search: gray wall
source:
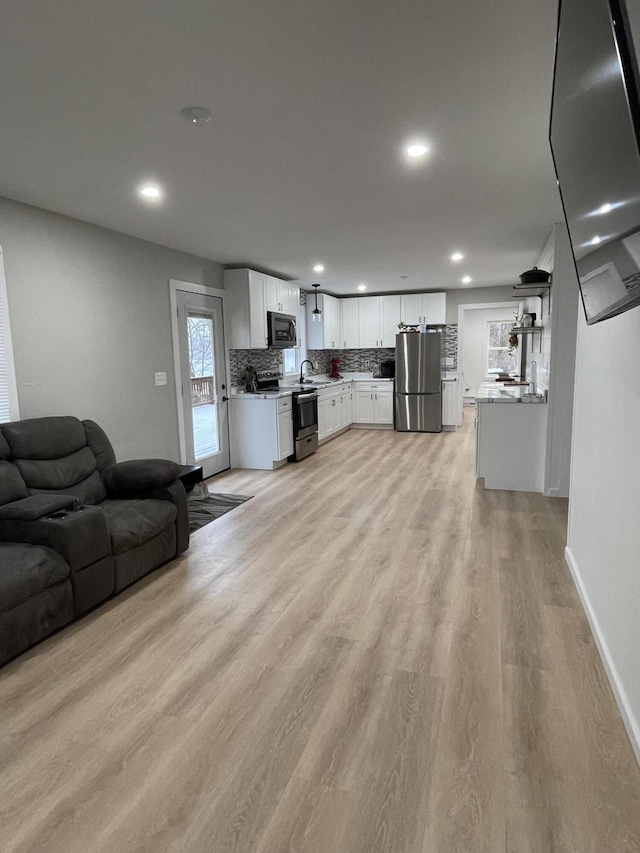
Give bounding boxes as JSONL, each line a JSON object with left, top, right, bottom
{"left": 0, "top": 196, "right": 223, "bottom": 460}
{"left": 445, "top": 285, "right": 515, "bottom": 324}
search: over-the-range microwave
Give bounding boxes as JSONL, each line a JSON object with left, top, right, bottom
{"left": 267, "top": 311, "right": 297, "bottom": 348}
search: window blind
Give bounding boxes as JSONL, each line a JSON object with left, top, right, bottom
{"left": 0, "top": 245, "right": 19, "bottom": 423}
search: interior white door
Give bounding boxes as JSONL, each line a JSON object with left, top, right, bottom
{"left": 176, "top": 291, "right": 230, "bottom": 478}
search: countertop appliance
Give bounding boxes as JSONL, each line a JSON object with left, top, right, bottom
{"left": 267, "top": 311, "right": 297, "bottom": 348}
{"left": 379, "top": 358, "right": 395, "bottom": 378}
{"left": 290, "top": 389, "right": 318, "bottom": 461}
{"left": 395, "top": 332, "right": 443, "bottom": 432}
{"left": 254, "top": 370, "right": 281, "bottom": 393}
{"left": 329, "top": 357, "right": 343, "bottom": 379}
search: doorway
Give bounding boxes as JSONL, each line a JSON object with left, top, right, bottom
{"left": 458, "top": 302, "right": 516, "bottom": 403}
{"left": 172, "top": 284, "right": 230, "bottom": 478}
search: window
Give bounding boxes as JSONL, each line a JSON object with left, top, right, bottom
{"left": 282, "top": 303, "right": 306, "bottom": 379}
{"left": 282, "top": 348, "right": 299, "bottom": 376}
{"left": 0, "top": 246, "right": 19, "bottom": 423}
{"left": 486, "top": 319, "right": 520, "bottom": 377}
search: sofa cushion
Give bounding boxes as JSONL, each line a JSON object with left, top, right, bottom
{"left": 0, "top": 461, "right": 28, "bottom": 506}
{"left": 102, "top": 459, "right": 183, "bottom": 493}
{"left": 82, "top": 420, "right": 116, "bottom": 472}
{"left": 0, "top": 543, "right": 70, "bottom": 610}
{"left": 15, "top": 446, "right": 97, "bottom": 491}
{"left": 0, "top": 430, "right": 11, "bottom": 460}
{"left": 28, "top": 472, "right": 107, "bottom": 506}
{"left": 1, "top": 416, "right": 87, "bottom": 460}
{"left": 99, "top": 498, "right": 177, "bottom": 555}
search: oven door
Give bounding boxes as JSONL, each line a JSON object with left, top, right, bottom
{"left": 293, "top": 391, "right": 318, "bottom": 439}
{"left": 267, "top": 312, "right": 297, "bottom": 348}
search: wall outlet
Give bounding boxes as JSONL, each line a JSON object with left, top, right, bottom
{"left": 155, "top": 372, "right": 167, "bottom": 386}
{"left": 364, "top": 360, "right": 370, "bottom": 369}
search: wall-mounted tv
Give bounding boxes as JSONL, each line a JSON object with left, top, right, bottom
{"left": 550, "top": 0, "right": 640, "bottom": 324}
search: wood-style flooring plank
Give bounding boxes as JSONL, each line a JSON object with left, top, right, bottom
{"left": 1, "top": 410, "right": 640, "bottom": 852}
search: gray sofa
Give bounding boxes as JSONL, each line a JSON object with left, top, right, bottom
{"left": 0, "top": 416, "right": 189, "bottom": 666}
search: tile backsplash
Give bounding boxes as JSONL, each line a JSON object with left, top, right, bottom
{"left": 307, "top": 348, "right": 395, "bottom": 375}
{"left": 229, "top": 349, "right": 282, "bottom": 384}
{"left": 229, "top": 324, "right": 458, "bottom": 384}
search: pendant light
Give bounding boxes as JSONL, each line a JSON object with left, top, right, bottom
{"left": 311, "top": 283, "right": 322, "bottom": 323}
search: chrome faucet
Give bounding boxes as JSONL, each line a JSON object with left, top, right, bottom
{"left": 299, "top": 359, "right": 314, "bottom": 383}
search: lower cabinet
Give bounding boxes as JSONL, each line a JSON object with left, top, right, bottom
{"left": 230, "top": 395, "right": 293, "bottom": 469}
{"left": 442, "top": 376, "right": 462, "bottom": 429}
{"left": 353, "top": 382, "right": 394, "bottom": 426}
{"left": 318, "top": 384, "right": 353, "bottom": 443}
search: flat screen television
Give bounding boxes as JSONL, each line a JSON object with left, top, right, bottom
{"left": 550, "top": 0, "right": 640, "bottom": 324}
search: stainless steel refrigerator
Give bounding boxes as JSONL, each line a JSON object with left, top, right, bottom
{"left": 395, "top": 332, "right": 443, "bottom": 432}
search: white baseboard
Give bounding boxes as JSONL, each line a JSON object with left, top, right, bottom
{"left": 545, "top": 487, "right": 560, "bottom": 497}
{"left": 565, "top": 546, "right": 640, "bottom": 766}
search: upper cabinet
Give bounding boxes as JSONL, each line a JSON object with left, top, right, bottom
{"left": 357, "top": 295, "right": 401, "bottom": 348}
{"left": 380, "top": 295, "right": 402, "bottom": 347}
{"left": 224, "top": 269, "right": 299, "bottom": 349}
{"left": 264, "top": 276, "right": 299, "bottom": 316}
{"left": 400, "top": 292, "right": 446, "bottom": 326}
{"left": 307, "top": 293, "right": 341, "bottom": 349}
{"left": 308, "top": 291, "right": 442, "bottom": 350}
{"left": 341, "top": 298, "right": 360, "bottom": 348}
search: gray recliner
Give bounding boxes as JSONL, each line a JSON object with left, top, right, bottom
{"left": 0, "top": 416, "right": 189, "bottom": 666}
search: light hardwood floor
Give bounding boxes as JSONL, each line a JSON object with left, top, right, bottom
{"left": 2, "top": 411, "right": 640, "bottom": 852}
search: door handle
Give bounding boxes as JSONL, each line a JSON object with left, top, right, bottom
{"left": 222, "top": 396, "right": 229, "bottom": 402}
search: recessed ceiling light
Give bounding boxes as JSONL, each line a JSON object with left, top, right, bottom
{"left": 406, "top": 143, "right": 429, "bottom": 158}
{"left": 180, "top": 106, "right": 212, "bottom": 124}
{"left": 591, "top": 235, "right": 602, "bottom": 245}
{"left": 450, "top": 252, "right": 464, "bottom": 262}
{"left": 138, "top": 184, "right": 162, "bottom": 200}
{"left": 313, "top": 264, "right": 325, "bottom": 273}
{"left": 598, "top": 203, "right": 612, "bottom": 214}
{"left": 462, "top": 276, "right": 472, "bottom": 284}
{"left": 358, "top": 284, "right": 367, "bottom": 291}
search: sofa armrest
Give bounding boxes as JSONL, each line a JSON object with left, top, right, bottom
{"left": 148, "top": 479, "right": 189, "bottom": 555}
{"left": 0, "top": 506, "right": 111, "bottom": 570}
{"left": 102, "top": 459, "right": 183, "bottom": 495}
{"left": 0, "top": 494, "right": 77, "bottom": 521}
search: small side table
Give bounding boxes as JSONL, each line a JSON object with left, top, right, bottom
{"left": 177, "top": 464, "right": 204, "bottom": 493}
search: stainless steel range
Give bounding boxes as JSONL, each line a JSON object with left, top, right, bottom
{"left": 290, "top": 389, "right": 318, "bottom": 461}
{"left": 253, "top": 371, "right": 318, "bottom": 461}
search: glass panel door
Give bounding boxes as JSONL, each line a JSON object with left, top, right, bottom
{"left": 176, "top": 291, "right": 229, "bottom": 477}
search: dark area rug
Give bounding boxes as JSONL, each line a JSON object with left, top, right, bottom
{"left": 187, "top": 492, "right": 253, "bottom": 533}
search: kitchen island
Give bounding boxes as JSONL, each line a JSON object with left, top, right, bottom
{"left": 475, "top": 382, "right": 548, "bottom": 492}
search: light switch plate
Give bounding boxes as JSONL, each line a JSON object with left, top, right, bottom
{"left": 155, "top": 372, "right": 167, "bottom": 386}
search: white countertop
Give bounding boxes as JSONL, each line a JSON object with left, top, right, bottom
{"left": 231, "top": 373, "right": 393, "bottom": 399}
{"left": 476, "top": 381, "right": 547, "bottom": 404}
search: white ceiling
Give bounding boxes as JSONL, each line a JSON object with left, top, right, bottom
{"left": 0, "top": 0, "right": 564, "bottom": 295}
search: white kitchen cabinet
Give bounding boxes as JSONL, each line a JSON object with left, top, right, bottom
{"left": 442, "top": 375, "right": 462, "bottom": 430}
{"left": 277, "top": 407, "right": 294, "bottom": 459}
{"left": 400, "top": 292, "right": 446, "bottom": 326}
{"left": 225, "top": 269, "right": 299, "bottom": 350}
{"left": 265, "top": 276, "right": 299, "bottom": 316}
{"left": 317, "top": 382, "right": 352, "bottom": 443}
{"left": 230, "top": 395, "right": 293, "bottom": 469}
{"left": 380, "top": 295, "right": 401, "bottom": 347}
{"left": 339, "top": 385, "right": 353, "bottom": 428}
{"left": 358, "top": 297, "right": 381, "bottom": 348}
{"left": 476, "top": 399, "right": 547, "bottom": 491}
{"left": 341, "top": 298, "right": 360, "bottom": 348}
{"left": 423, "top": 292, "right": 446, "bottom": 325}
{"left": 307, "top": 293, "right": 341, "bottom": 349}
{"left": 317, "top": 397, "right": 331, "bottom": 442}
{"left": 353, "top": 381, "right": 394, "bottom": 426}
{"left": 224, "top": 269, "right": 269, "bottom": 349}
{"left": 350, "top": 295, "right": 401, "bottom": 348}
